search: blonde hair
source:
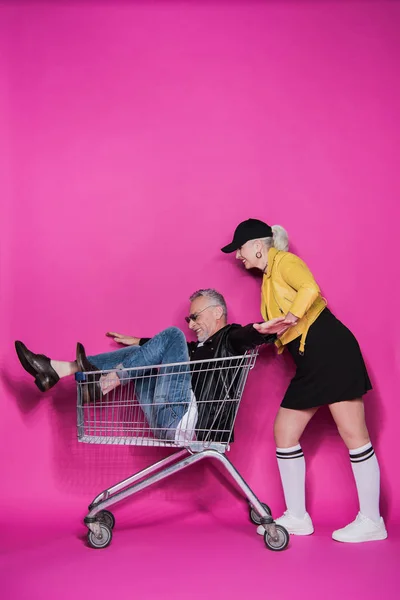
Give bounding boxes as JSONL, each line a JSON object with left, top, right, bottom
{"left": 260, "top": 225, "right": 289, "bottom": 252}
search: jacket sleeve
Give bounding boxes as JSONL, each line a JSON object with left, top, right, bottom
{"left": 227, "top": 324, "right": 276, "bottom": 354}
{"left": 279, "top": 254, "right": 320, "bottom": 319}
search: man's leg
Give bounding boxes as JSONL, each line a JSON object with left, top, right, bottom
{"left": 88, "top": 327, "right": 192, "bottom": 439}
{"left": 15, "top": 340, "right": 78, "bottom": 391}
{"left": 15, "top": 327, "right": 192, "bottom": 439}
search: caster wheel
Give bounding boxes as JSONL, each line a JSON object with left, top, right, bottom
{"left": 97, "top": 510, "right": 115, "bottom": 529}
{"left": 264, "top": 524, "right": 289, "bottom": 552}
{"left": 87, "top": 523, "right": 112, "bottom": 549}
{"left": 249, "top": 502, "right": 271, "bottom": 525}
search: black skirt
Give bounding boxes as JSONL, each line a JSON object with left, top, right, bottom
{"left": 281, "top": 308, "right": 372, "bottom": 410}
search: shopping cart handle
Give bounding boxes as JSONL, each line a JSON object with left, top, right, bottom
{"left": 75, "top": 372, "right": 87, "bottom": 382}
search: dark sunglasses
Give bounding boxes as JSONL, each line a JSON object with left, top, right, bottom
{"left": 184, "top": 305, "right": 218, "bottom": 324}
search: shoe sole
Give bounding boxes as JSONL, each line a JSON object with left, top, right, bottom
{"left": 76, "top": 343, "right": 101, "bottom": 403}
{"left": 257, "top": 525, "right": 314, "bottom": 536}
{"left": 15, "top": 341, "right": 38, "bottom": 377}
{"left": 332, "top": 532, "right": 388, "bottom": 543}
{"left": 16, "top": 341, "right": 58, "bottom": 392}
{"left": 76, "top": 342, "right": 99, "bottom": 373}
{"left": 286, "top": 529, "right": 314, "bottom": 536}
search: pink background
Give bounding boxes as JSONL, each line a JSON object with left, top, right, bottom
{"left": 0, "top": 1, "right": 399, "bottom": 597}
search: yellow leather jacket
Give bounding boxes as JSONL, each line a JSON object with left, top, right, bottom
{"left": 261, "top": 248, "right": 327, "bottom": 354}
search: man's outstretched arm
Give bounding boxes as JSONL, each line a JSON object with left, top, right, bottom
{"left": 106, "top": 331, "right": 196, "bottom": 353}
{"left": 106, "top": 332, "right": 141, "bottom": 346}
{"left": 227, "top": 317, "right": 287, "bottom": 354}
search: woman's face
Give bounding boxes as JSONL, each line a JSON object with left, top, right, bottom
{"left": 235, "top": 239, "right": 261, "bottom": 269}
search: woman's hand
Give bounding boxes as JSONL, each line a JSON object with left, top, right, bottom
{"left": 283, "top": 312, "right": 299, "bottom": 325}
{"left": 254, "top": 313, "right": 299, "bottom": 337}
{"left": 275, "top": 312, "right": 299, "bottom": 336}
{"left": 106, "top": 332, "right": 140, "bottom": 346}
{"left": 253, "top": 317, "right": 288, "bottom": 335}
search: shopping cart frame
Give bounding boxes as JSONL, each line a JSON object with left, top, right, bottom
{"left": 76, "top": 351, "right": 289, "bottom": 551}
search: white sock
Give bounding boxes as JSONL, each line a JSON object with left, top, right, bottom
{"left": 350, "top": 442, "right": 381, "bottom": 522}
{"left": 50, "top": 360, "right": 78, "bottom": 379}
{"left": 175, "top": 390, "right": 198, "bottom": 443}
{"left": 276, "top": 444, "right": 307, "bottom": 519}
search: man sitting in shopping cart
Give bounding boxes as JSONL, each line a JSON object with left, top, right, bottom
{"left": 15, "top": 289, "right": 287, "bottom": 442}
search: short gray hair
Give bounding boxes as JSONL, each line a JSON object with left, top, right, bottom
{"left": 189, "top": 288, "right": 228, "bottom": 318}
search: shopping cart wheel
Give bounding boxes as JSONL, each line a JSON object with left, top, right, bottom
{"left": 249, "top": 502, "right": 271, "bottom": 525}
{"left": 97, "top": 510, "right": 115, "bottom": 529}
{"left": 264, "top": 525, "right": 289, "bottom": 552}
{"left": 87, "top": 523, "right": 112, "bottom": 549}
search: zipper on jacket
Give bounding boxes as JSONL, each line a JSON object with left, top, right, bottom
{"left": 271, "top": 286, "right": 284, "bottom": 314}
{"left": 269, "top": 253, "right": 286, "bottom": 315}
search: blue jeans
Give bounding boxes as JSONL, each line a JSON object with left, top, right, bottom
{"left": 88, "top": 327, "right": 191, "bottom": 440}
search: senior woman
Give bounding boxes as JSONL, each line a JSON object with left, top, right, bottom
{"left": 221, "top": 218, "right": 386, "bottom": 543}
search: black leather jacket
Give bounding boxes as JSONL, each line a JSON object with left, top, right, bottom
{"left": 187, "top": 324, "right": 275, "bottom": 442}
{"left": 141, "top": 324, "right": 275, "bottom": 443}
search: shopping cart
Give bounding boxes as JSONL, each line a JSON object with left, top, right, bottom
{"left": 75, "top": 351, "right": 289, "bottom": 551}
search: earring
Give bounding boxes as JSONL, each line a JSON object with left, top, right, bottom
{"left": 256, "top": 251, "right": 262, "bottom": 259}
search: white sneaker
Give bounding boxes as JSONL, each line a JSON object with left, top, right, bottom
{"left": 332, "top": 512, "right": 388, "bottom": 543}
{"left": 257, "top": 510, "right": 314, "bottom": 536}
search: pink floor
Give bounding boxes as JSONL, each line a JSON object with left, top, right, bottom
{"left": 2, "top": 508, "right": 399, "bottom": 600}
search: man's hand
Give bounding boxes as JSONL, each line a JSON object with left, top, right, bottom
{"left": 253, "top": 317, "right": 287, "bottom": 335}
{"left": 106, "top": 332, "right": 140, "bottom": 346}
{"left": 100, "top": 371, "right": 121, "bottom": 394}
{"left": 254, "top": 313, "right": 299, "bottom": 337}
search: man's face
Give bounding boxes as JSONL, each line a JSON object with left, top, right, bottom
{"left": 186, "top": 296, "right": 223, "bottom": 343}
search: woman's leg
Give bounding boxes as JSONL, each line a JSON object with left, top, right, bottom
{"left": 258, "top": 406, "right": 317, "bottom": 536}
{"left": 274, "top": 406, "right": 318, "bottom": 448}
{"left": 328, "top": 398, "right": 370, "bottom": 449}
{"left": 329, "top": 399, "right": 387, "bottom": 542}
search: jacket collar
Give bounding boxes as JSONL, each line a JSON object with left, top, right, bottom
{"left": 264, "top": 247, "right": 279, "bottom": 279}
{"left": 202, "top": 324, "right": 232, "bottom": 345}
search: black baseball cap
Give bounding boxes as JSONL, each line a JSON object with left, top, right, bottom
{"left": 221, "top": 219, "right": 273, "bottom": 253}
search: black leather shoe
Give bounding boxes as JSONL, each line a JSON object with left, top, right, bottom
{"left": 15, "top": 341, "right": 60, "bottom": 392}
{"left": 76, "top": 342, "right": 101, "bottom": 403}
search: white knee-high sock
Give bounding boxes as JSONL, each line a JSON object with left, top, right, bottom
{"left": 276, "top": 444, "right": 306, "bottom": 519}
{"left": 350, "top": 442, "right": 381, "bottom": 522}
